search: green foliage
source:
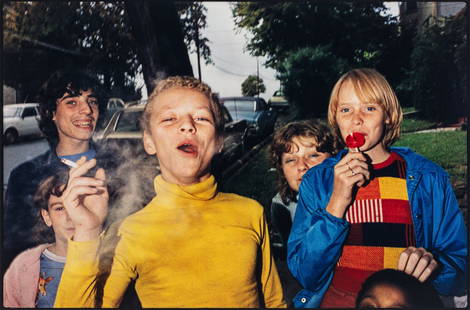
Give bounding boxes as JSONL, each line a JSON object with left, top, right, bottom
{"left": 176, "top": 2, "right": 212, "bottom": 65}
{"left": 278, "top": 46, "right": 349, "bottom": 117}
{"left": 3, "top": 1, "right": 211, "bottom": 101}
{"left": 241, "top": 75, "right": 266, "bottom": 97}
{"left": 407, "top": 9, "right": 467, "bottom": 123}
{"left": 394, "top": 130, "right": 467, "bottom": 186}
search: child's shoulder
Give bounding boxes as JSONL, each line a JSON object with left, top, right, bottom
{"left": 8, "top": 244, "right": 51, "bottom": 269}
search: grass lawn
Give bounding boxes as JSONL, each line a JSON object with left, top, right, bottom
{"left": 223, "top": 130, "right": 467, "bottom": 210}
{"left": 401, "top": 118, "right": 436, "bottom": 133}
{"left": 395, "top": 130, "right": 467, "bottom": 188}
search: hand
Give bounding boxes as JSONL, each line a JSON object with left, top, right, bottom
{"left": 62, "top": 157, "right": 108, "bottom": 241}
{"left": 398, "top": 246, "right": 439, "bottom": 282}
{"left": 326, "top": 152, "right": 371, "bottom": 218}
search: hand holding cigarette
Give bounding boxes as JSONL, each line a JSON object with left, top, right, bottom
{"left": 61, "top": 156, "right": 109, "bottom": 242}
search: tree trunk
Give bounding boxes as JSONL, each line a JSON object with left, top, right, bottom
{"left": 124, "top": 0, "right": 193, "bottom": 94}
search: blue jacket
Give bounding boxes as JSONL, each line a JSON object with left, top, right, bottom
{"left": 287, "top": 147, "right": 468, "bottom": 308}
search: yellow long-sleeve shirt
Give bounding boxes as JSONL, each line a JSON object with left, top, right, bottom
{"left": 55, "top": 175, "right": 286, "bottom": 308}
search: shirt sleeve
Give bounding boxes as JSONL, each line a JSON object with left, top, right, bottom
{"left": 287, "top": 168, "right": 350, "bottom": 293}
{"left": 54, "top": 222, "right": 137, "bottom": 308}
{"left": 258, "top": 209, "right": 287, "bottom": 308}
{"left": 426, "top": 174, "right": 468, "bottom": 296}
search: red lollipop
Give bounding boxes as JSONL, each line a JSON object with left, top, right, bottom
{"left": 346, "top": 132, "right": 365, "bottom": 151}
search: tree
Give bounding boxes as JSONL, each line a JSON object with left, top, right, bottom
{"left": 241, "top": 75, "right": 266, "bottom": 97}
{"left": 3, "top": 1, "right": 212, "bottom": 100}
{"left": 278, "top": 46, "right": 349, "bottom": 117}
{"left": 407, "top": 10, "right": 467, "bottom": 123}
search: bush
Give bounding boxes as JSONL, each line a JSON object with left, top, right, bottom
{"left": 278, "top": 45, "right": 349, "bottom": 118}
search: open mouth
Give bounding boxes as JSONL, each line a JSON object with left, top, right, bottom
{"left": 72, "top": 119, "right": 94, "bottom": 129}
{"left": 177, "top": 143, "right": 198, "bottom": 155}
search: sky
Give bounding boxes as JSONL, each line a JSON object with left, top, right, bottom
{"left": 171, "top": 2, "right": 400, "bottom": 102}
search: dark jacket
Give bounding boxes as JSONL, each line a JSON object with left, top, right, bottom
{"left": 287, "top": 147, "right": 468, "bottom": 307}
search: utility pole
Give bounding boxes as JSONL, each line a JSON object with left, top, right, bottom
{"left": 195, "top": 13, "right": 202, "bottom": 81}
{"left": 256, "top": 58, "right": 260, "bottom": 98}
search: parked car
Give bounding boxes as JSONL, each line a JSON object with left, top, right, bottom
{"left": 3, "top": 103, "right": 42, "bottom": 144}
{"left": 220, "top": 96, "right": 277, "bottom": 141}
{"left": 96, "top": 98, "right": 148, "bottom": 133}
{"left": 94, "top": 104, "right": 252, "bottom": 175}
{"left": 268, "top": 90, "right": 289, "bottom": 113}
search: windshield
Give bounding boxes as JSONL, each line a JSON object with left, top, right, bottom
{"left": 115, "top": 110, "right": 142, "bottom": 132}
{"left": 3, "top": 106, "right": 20, "bottom": 118}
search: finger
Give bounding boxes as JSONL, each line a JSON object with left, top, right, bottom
{"left": 68, "top": 176, "right": 105, "bottom": 188}
{"left": 347, "top": 159, "right": 370, "bottom": 171}
{"left": 418, "top": 259, "right": 439, "bottom": 282}
{"left": 69, "top": 158, "right": 97, "bottom": 178}
{"left": 411, "top": 254, "right": 432, "bottom": 279}
{"left": 404, "top": 248, "right": 426, "bottom": 274}
{"left": 398, "top": 247, "right": 416, "bottom": 270}
{"left": 95, "top": 167, "right": 106, "bottom": 181}
{"left": 338, "top": 152, "right": 367, "bottom": 165}
{"left": 64, "top": 186, "right": 99, "bottom": 205}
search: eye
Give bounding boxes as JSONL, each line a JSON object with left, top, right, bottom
{"left": 284, "top": 158, "right": 295, "bottom": 164}
{"left": 339, "top": 107, "right": 350, "bottom": 113}
{"left": 54, "top": 206, "right": 65, "bottom": 211}
{"left": 161, "top": 117, "right": 175, "bottom": 122}
{"left": 366, "top": 106, "right": 377, "bottom": 111}
{"left": 195, "top": 117, "right": 210, "bottom": 122}
{"left": 88, "top": 100, "right": 98, "bottom": 106}
{"left": 309, "top": 153, "right": 319, "bottom": 158}
{"left": 66, "top": 100, "right": 77, "bottom": 106}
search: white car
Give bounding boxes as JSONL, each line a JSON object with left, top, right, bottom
{"left": 3, "top": 103, "right": 42, "bottom": 144}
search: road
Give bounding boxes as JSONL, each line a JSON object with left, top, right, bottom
{"left": 3, "top": 137, "right": 49, "bottom": 188}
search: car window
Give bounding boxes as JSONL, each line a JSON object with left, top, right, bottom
{"left": 115, "top": 110, "right": 142, "bottom": 132}
{"left": 223, "top": 100, "right": 237, "bottom": 111}
{"left": 237, "top": 100, "right": 256, "bottom": 112}
{"left": 274, "top": 90, "right": 284, "bottom": 97}
{"left": 4, "top": 106, "right": 20, "bottom": 117}
{"left": 22, "top": 107, "right": 37, "bottom": 117}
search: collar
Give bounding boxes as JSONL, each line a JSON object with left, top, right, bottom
{"left": 154, "top": 174, "right": 218, "bottom": 202}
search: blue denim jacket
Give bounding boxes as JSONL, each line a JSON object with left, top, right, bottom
{"left": 287, "top": 147, "right": 468, "bottom": 308}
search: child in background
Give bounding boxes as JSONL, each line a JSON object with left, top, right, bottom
{"left": 3, "top": 168, "right": 72, "bottom": 308}
{"left": 356, "top": 269, "right": 443, "bottom": 308}
{"left": 269, "top": 120, "right": 337, "bottom": 254}
{"left": 287, "top": 68, "right": 467, "bottom": 308}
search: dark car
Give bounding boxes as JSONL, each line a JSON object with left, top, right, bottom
{"left": 220, "top": 96, "right": 277, "bottom": 141}
{"left": 94, "top": 104, "right": 252, "bottom": 176}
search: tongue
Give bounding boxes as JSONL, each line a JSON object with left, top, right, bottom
{"left": 179, "top": 145, "right": 196, "bottom": 154}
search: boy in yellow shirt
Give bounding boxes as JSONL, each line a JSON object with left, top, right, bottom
{"left": 54, "top": 76, "right": 286, "bottom": 308}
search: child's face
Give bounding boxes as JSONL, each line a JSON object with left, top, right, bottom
{"left": 53, "top": 89, "right": 99, "bottom": 144}
{"left": 335, "top": 81, "right": 389, "bottom": 157}
{"left": 358, "top": 284, "right": 409, "bottom": 308}
{"left": 281, "top": 136, "right": 330, "bottom": 192}
{"left": 143, "top": 87, "right": 222, "bottom": 185}
{"left": 41, "top": 193, "right": 75, "bottom": 244}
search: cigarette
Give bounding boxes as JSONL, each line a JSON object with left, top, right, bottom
{"left": 60, "top": 158, "right": 78, "bottom": 168}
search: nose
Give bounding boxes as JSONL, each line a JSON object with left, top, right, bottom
{"left": 78, "top": 100, "right": 93, "bottom": 115}
{"left": 179, "top": 116, "right": 196, "bottom": 133}
{"left": 297, "top": 158, "right": 309, "bottom": 173}
{"left": 352, "top": 110, "right": 364, "bottom": 125}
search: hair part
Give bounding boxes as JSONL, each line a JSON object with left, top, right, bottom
{"left": 37, "top": 70, "right": 108, "bottom": 147}
{"left": 328, "top": 68, "right": 403, "bottom": 148}
{"left": 270, "top": 120, "right": 338, "bottom": 204}
{"left": 141, "top": 76, "right": 225, "bottom": 136}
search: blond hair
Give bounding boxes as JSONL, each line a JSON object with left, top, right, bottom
{"left": 327, "top": 68, "right": 403, "bottom": 148}
{"left": 141, "top": 76, "right": 224, "bottom": 135}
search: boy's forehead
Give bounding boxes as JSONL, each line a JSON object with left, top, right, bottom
{"left": 58, "top": 88, "right": 96, "bottom": 101}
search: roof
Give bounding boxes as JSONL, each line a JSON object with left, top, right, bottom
{"left": 220, "top": 96, "right": 260, "bottom": 101}
{"left": 4, "top": 103, "right": 39, "bottom": 108}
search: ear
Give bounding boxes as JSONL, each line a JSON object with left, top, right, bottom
{"left": 52, "top": 110, "right": 56, "bottom": 121}
{"left": 143, "top": 131, "right": 157, "bottom": 155}
{"left": 41, "top": 209, "right": 52, "bottom": 227}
